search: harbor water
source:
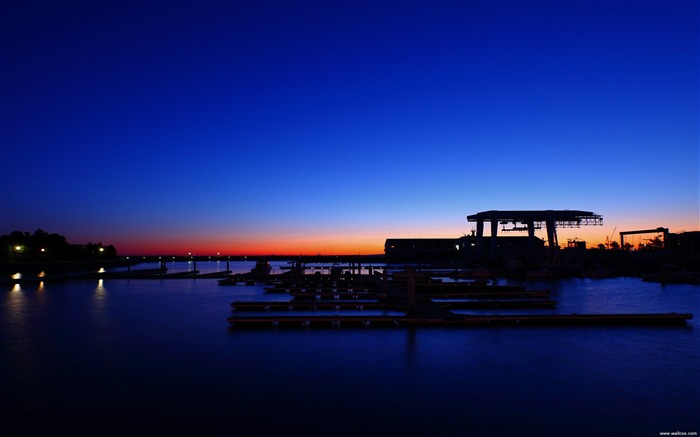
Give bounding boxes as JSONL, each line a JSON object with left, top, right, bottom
{"left": 1, "top": 261, "right": 699, "bottom": 436}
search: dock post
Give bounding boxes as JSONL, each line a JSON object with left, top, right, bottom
{"left": 227, "top": 260, "right": 230, "bottom": 273}
{"left": 393, "top": 267, "right": 428, "bottom": 315}
{"left": 406, "top": 269, "right": 416, "bottom": 315}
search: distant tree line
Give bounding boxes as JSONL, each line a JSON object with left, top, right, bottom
{"left": 0, "top": 229, "right": 117, "bottom": 262}
{"left": 593, "top": 233, "right": 699, "bottom": 253}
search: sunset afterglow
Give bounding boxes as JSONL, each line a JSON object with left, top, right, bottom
{"left": 1, "top": 1, "right": 697, "bottom": 256}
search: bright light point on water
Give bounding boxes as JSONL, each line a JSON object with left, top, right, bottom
{"left": 12, "top": 273, "right": 21, "bottom": 280}
{"left": 38, "top": 271, "right": 46, "bottom": 278}
{"left": 12, "top": 284, "right": 21, "bottom": 292}
{"left": 98, "top": 267, "right": 106, "bottom": 273}
{"left": 95, "top": 279, "right": 106, "bottom": 295}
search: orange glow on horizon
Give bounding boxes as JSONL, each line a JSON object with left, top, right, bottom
{"left": 113, "top": 224, "right": 700, "bottom": 256}
{"left": 116, "top": 236, "right": 387, "bottom": 257}
{"left": 104, "top": 215, "right": 699, "bottom": 256}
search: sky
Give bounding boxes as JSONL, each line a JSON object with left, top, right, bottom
{"left": 1, "top": 0, "right": 698, "bottom": 256}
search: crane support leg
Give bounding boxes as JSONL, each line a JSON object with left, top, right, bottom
{"left": 476, "top": 219, "right": 484, "bottom": 261}
{"left": 491, "top": 220, "right": 499, "bottom": 260}
{"left": 527, "top": 220, "right": 536, "bottom": 255}
{"left": 546, "top": 219, "right": 558, "bottom": 255}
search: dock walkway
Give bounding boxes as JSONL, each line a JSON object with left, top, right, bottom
{"left": 227, "top": 313, "right": 693, "bottom": 328}
{"left": 226, "top": 271, "right": 694, "bottom": 329}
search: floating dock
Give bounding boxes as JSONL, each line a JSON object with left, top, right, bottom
{"left": 227, "top": 269, "right": 694, "bottom": 329}
{"left": 227, "top": 313, "right": 693, "bottom": 328}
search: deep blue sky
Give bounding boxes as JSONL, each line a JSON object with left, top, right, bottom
{"left": 1, "top": 0, "right": 698, "bottom": 255}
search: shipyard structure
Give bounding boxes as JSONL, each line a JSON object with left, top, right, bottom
{"left": 385, "top": 209, "right": 699, "bottom": 272}
{"left": 386, "top": 209, "right": 602, "bottom": 262}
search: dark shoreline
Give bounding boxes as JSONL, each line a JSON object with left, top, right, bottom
{"left": 2, "top": 252, "right": 699, "bottom": 282}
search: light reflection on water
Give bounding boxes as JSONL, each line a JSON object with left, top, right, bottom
{"left": 92, "top": 279, "right": 107, "bottom": 317}
{"left": 8, "top": 283, "right": 25, "bottom": 327}
{"left": 0, "top": 274, "right": 698, "bottom": 435}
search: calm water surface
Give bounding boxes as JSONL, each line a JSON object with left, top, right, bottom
{"left": 1, "top": 262, "right": 698, "bottom": 436}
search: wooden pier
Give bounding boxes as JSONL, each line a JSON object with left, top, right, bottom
{"left": 227, "top": 313, "right": 693, "bottom": 328}
{"left": 227, "top": 269, "right": 694, "bottom": 329}
{"left": 231, "top": 301, "right": 402, "bottom": 311}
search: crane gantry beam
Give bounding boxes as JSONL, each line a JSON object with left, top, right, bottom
{"left": 466, "top": 210, "right": 603, "bottom": 260}
{"left": 619, "top": 227, "right": 669, "bottom": 249}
